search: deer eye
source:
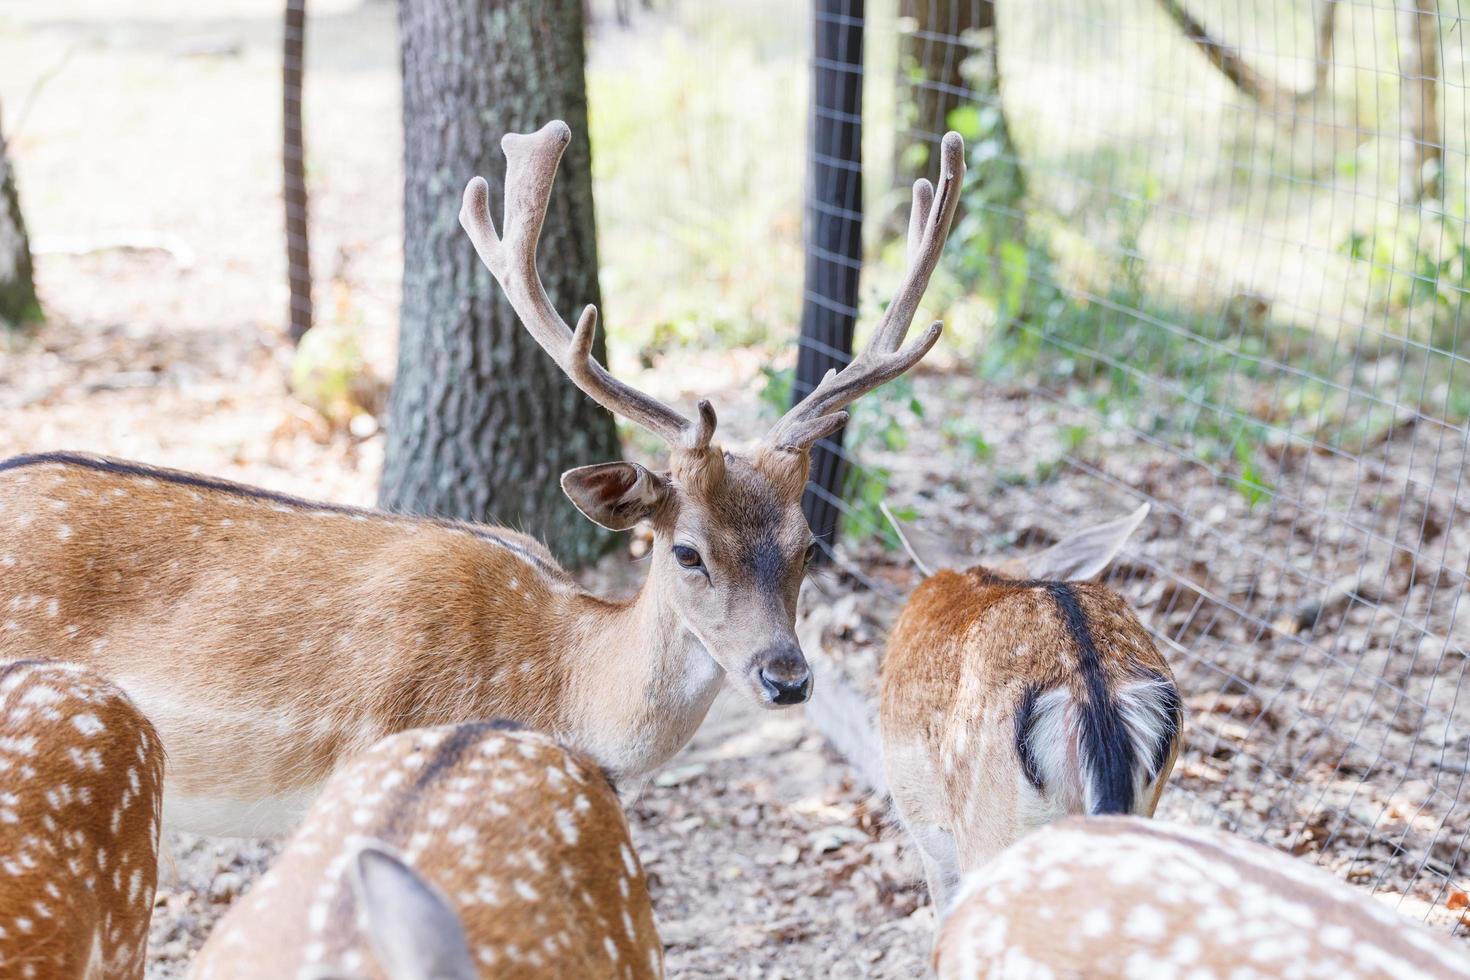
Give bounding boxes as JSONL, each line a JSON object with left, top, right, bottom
{"left": 804, "top": 542, "right": 820, "bottom": 565}
{"left": 672, "top": 545, "right": 703, "bottom": 569}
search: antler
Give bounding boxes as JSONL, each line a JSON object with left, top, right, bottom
{"left": 763, "top": 131, "right": 965, "bottom": 453}
{"left": 459, "top": 121, "right": 716, "bottom": 453}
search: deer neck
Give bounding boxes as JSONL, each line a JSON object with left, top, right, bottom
{"left": 564, "top": 575, "right": 725, "bottom": 780}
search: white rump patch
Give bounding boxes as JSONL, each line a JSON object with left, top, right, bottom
{"left": 1020, "top": 688, "right": 1086, "bottom": 814}
{"left": 1114, "top": 675, "right": 1180, "bottom": 792}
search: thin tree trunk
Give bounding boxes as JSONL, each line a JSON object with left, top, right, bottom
{"left": 382, "top": 0, "right": 620, "bottom": 567}
{"left": 283, "top": 0, "right": 312, "bottom": 343}
{"left": 0, "top": 104, "right": 38, "bottom": 331}
{"left": 1397, "top": 0, "right": 1441, "bottom": 203}
{"left": 1312, "top": 0, "right": 1338, "bottom": 95}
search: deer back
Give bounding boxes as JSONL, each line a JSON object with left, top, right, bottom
{"left": 935, "top": 816, "right": 1470, "bottom": 979}
{"left": 0, "top": 453, "right": 587, "bottom": 835}
{"left": 881, "top": 570, "right": 1182, "bottom": 868}
{"left": 0, "top": 658, "right": 165, "bottom": 980}
{"left": 190, "top": 721, "right": 662, "bottom": 980}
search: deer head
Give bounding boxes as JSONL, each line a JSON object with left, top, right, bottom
{"left": 460, "top": 122, "right": 964, "bottom": 709}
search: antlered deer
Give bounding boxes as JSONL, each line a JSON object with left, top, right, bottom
{"left": 0, "top": 659, "right": 165, "bottom": 980}
{"left": 0, "top": 121, "right": 965, "bottom": 837}
{"left": 190, "top": 722, "right": 662, "bottom": 979}
{"left": 935, "top": 816, "right": 1470, "bottom": 979}
{"left": 879, "top": 504, "right": 1182, "bottom": 914}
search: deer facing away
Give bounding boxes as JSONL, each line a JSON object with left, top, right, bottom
{"left": 879, "top": 504, "right": 1183, "bottom": 915}
{"left": 935, "top": 816, "right": 1470, "bottom": 979}
{"left": 0, "top": 121, "right": 965, "bottom": 837}
{"left": 190, "top": 721, "right": 661, "bottom": 980}
{"left": 0, "top": 659, "right": 165, "bottom": 980}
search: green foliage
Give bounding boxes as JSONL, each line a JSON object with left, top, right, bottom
{"left": 290, "top": 322, "right": 373, "bottom": 426}
{"left": 1340, "top": 202, "right": 1469, "bottom": 349}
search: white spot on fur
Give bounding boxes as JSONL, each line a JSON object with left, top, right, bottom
{"left": 1125, "top": 904, "right": 1165, "bottom": 941}
{"left": 72, "top": 713, "right": 104, "bottom": 736}
{"left": 57, "top": 524, "right": 73, "bottom": 541}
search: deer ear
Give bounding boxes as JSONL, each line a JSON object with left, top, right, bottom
{"left": 881, "top": 503, "right": 968, "bottom": 577}
{"left": 351, "top": 844, "right": 477, "bottom": 980}
{"left": 561, "top": 461, "right": 672, "bottom": 531}
{"left": 1020, "top": 503, "right": 1149, "bottom": 582}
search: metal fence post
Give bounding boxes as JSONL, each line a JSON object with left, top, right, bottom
{"left": 796, "top": 0, "right": 864, "bottom": 559}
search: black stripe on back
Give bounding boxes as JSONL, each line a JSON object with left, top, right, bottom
{"left": 1041, "top": 582, "right": 1135, "bottom": 815}
{"left": 0, "top": 452, "right": 562, "bottom": 577}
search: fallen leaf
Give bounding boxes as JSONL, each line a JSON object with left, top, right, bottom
{"left": 1447, "top": 891, "right": 1469, "bottom": 910}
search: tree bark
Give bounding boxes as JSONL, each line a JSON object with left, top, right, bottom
{"left": 382, "top": 0, "right": 620, "bottom": 567}
{"left": 1397, "top": 0, "right": 1441, "bottom": 203}
{"left": 0, "top": 104, "right": 38, "bottom": 331}
{"left": 283, "top": 0, "right": 312, "bottom": 343}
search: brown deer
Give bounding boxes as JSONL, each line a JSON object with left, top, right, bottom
{"left": 190, "top": 721, "right": 662, "bottom": 980}
{"left": 0, "top": 121, "right": 965, "bottom": 837}
{"left": 878, "top": 504, "right": 1183, "bottom": 915}
{"left": 935, "top": 816, "right": 1470, "bottom": 979}
{"left": 0, "top": 659, "right": 166, "bottom": 980}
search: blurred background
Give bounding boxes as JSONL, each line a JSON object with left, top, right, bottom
{"left": 2, "top": 0, "right": 1468, "bottom": 972}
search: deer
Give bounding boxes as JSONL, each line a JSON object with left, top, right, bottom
{"left": 0, "top": 120, "right": 965, "bottom": 839}
{"left": 190, "top": 720, "right": 663, "bottom": 980}
{"left": 934, "top": 816, "right": 1470, "bottom": 979}
{"left": 0, "top": 658, "right": 166, "bottom": 980}
{"left": 874, "top": 503, "right": 1183, "bottom": 917}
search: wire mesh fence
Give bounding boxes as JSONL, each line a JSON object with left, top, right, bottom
{"left": 799, "top": 0, "right": 1470, "bottom": 935}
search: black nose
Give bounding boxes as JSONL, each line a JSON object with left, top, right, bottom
{"left": 758, "top": 661, "right": 812, "bottom": 705}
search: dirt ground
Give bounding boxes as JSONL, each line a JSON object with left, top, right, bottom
{"left": 3, "top": 0, "right": 1468, "bottom": 974}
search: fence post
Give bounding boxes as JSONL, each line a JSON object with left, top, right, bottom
{"left": 796, "top": 0, "right": 864, "bottom": 559}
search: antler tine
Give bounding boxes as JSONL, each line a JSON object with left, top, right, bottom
{"left": 459, "top": 121, "right": 714, "bottom": 453}
{"left": 763, "top": 131, "right": 965, "bottom": 453}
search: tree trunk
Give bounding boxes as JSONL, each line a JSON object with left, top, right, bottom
{"left": 896, "top": 0, "right": 978, "bottom": 186}
{"left": 382, "top": 0, "right": 620, "bottom": 567}
{"left": 283, "top": 0, "right": 312, "bottom": 343}
{"left": 896, "top": 2, "right": 1021, "bottom": 229}
{"left": 1397, "top": 0, "right": 1441, "bottom": 203}
{"left": 0, "top": 104, "right": 38, "bottom": 331}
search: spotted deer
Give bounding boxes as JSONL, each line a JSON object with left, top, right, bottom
{"left": 0, "top": 122, "right": 964, "bottom": 838}
{"left": 935, "top": 816, "right": 1470, "bottom": 979}
{"left": 877, "top": 504, "right": 1183, "bottom": 916}
{"left": 190, "top": 721, "right": 662, "bottom": 980}
{"left": 0, "top": 659, "right": 166, "bottom": 980}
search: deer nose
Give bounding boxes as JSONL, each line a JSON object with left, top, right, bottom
{"left": 757, "top": 648, "right": 812, "bottom": 705}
